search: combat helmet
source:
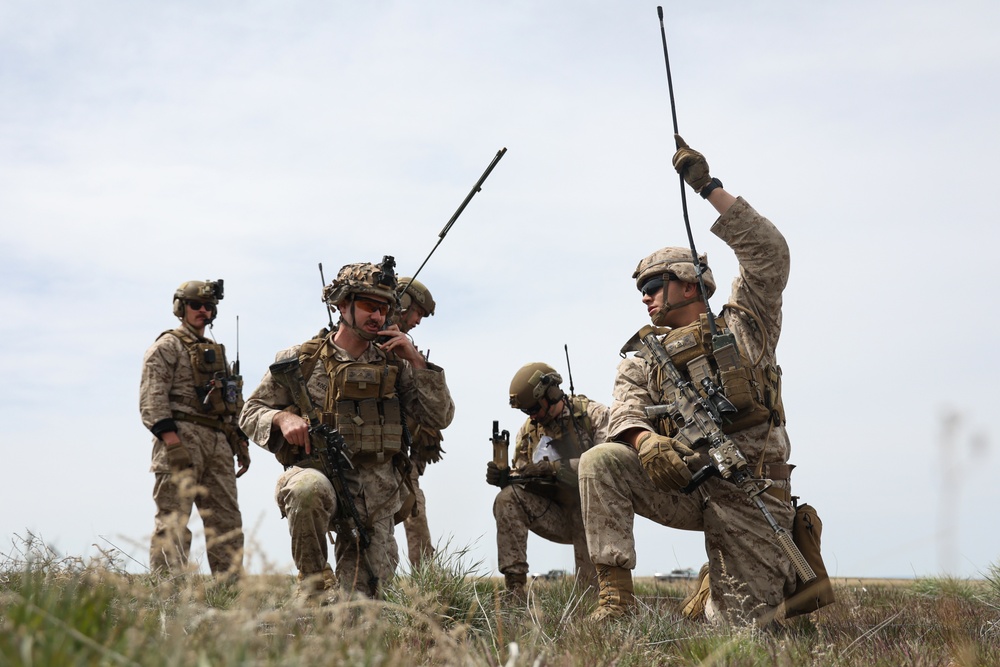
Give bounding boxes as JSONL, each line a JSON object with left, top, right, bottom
{"left": 172, "top": 279, "right": 224, "bottom": 321}
{"left": 323, "top": 256, "right": 399, "bottom": 310}
{"left": 396, "top": 277, "right": 436, "bottom": 317}
{"left": 633, "top": 247, "right": 715, "bottom": 298}
{"left": 509, "top": 362, "right": 564, "bottom": 413}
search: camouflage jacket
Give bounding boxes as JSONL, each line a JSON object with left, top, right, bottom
{"left": 139, "top": 322, "right": 239, "bottom": 438}
{"left": 609, "top": 197, "right": 792, "bottom": 465}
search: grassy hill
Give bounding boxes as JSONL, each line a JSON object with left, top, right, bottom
{"left": 2, "top": 533, "right": 998, "bottom": 666}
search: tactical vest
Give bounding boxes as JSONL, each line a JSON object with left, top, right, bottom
{"left": 522, "top": 395, "right": 596, "bottom": 463}
{"left": 161, "top": 328, "right": 244, "bottom": 418}
{"left": 299, "top": 334, "right": 404, "bottom": 464}
{"left": 635, "top": 309, "right": 784, "bottom": 436}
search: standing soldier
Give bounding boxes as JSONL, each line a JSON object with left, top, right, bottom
{"left": 239, "top": 259, "right": 454, "bottom": 602}
{"left": 580, "top": 136, "right": 816, "bottom": 625}
{"left": 139, "top": 279, "right": 250, "bottom": 579}
{"left": 486, "top": 362, "right": 609, "bottom": 599}
{"left": 393, "top": 277, "right": 445, "bottom": 569}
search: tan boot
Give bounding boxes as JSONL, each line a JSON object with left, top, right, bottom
{"left": 680, "top": 562, "right": 711, "bottom": 621}
{"left": 503, "top": 572, "right": 527, "bottom": 602}
{"left": 290, "top": 563, "right": 338, "bottom": 607}
{"left": 590, "top": 565, "right": 635, "bottom": 620}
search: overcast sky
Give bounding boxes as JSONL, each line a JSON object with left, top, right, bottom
{"left": 2, "top": 0, "right": 998, "bottom": 581}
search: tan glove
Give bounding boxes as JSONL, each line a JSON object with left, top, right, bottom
{"left": 637, "top": 432, "right": 694, "bottom": 491}
{"left": 672, "top": 134, "right": 712, "bottom": 193}
{"left": 165, "top": 441, "right": 193, "bottom": 472}
{"left": 518, "top": 460, "right": 558, "bottom": 478}
{"left": 235, "top": 440, "right": 251, "bottom": 478}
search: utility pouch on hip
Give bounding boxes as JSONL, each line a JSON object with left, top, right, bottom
{"left": 783, "top": 502, "right": 835, "bottom": 618}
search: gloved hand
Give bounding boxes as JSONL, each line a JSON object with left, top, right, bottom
{"left": 235, "top": 440, "right": 251, "bottom": 478}
{"left": 166, "top": 441, "right": 193, "bottom": 472}
{"left": 637, "top": 431, "right": 694, "bottom": 491}
{"left": 672, "top": 134, "right": 712, "bottom": 193}
{"left": 518, "top": 459, "right": 557, "bottom": 478}
{"left": 486, "top": 461, "right": 510, "bottom": 488}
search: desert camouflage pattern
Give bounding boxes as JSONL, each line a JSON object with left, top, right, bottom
{"left": 402, "top": 464, "right": 434, "bottom": 568}
{"left": 239, "top": 336, "right": 454, "bottom": 597}
{"left": 633, "top": 246, "right": 716, "bottom": 298}
{"left": 581, "top": 197, "right": 796, "bottom": 624}
{"left": 495, "top": 398, "right": 609, "bottom": 589}
{"left": 140, "top": 322, "right": 244, "bottom": 575}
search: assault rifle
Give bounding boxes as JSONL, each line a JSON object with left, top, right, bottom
{"left": 269, "top": 356, "right": 379, "bottom": 593}
{"left": 637, "top": 325, "right": 816, "bottom": 584}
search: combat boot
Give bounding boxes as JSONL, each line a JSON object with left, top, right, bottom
{"left": 680, "top": 562, "right": 711, "bottom": 621}
{"left": 590, "top": 565, "right": 635, "bottom": 620}
{"left": 503, "top": 572, "right": 527, "bottom": 603}
{"left": 289, "top": 563, "right": 338, "bottom": 607}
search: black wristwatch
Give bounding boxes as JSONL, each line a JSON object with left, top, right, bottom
{"left": 700, "top": 177, "right": 724, "bottom": 199}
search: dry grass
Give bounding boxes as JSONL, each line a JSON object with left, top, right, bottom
{"left": 1, "top": 531, "right": 998, "bottom": 666}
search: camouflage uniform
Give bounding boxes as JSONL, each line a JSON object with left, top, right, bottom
{"left": 240, "top": 335, "right": 454, "bottom": 597}
{"left": 495, "top": 397, "right": 609, "bottom": 588}
{"left": 401, "top": 424, "right": 442, "bottom": 568}
{"left": 580, "top": 197, "right": 796, "bottom": 623}
{"left": 140, "top": 321, "right": 244, "bottom": 575}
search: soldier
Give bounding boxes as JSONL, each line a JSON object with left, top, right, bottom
{"left": 239, "top": 259, "right": 454, "bottom": 602}
{"left": 139, "top": 279, "right": 250, "bottom": 579}
{"left": 580, "top": 136, "right": 802, "bottom": 624}
{"left": 486, "top": 362, "right": 609, "bottom": 599}
{"left": 393, "top": 277, "right": 445, "bottom": 569}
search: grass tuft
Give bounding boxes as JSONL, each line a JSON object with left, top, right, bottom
{"left": 2, "top": 532, "right": 999, "bottom": 666}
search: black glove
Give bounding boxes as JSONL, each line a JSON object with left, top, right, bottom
{"left": 486, "top": 461, "right": 510, "bottom": 488}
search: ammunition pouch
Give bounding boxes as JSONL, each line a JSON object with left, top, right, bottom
{"left": 326, "top": 361, "right": 403, "bottom": 464}
{"left": 783, "top": 502, "right": 835, "bottom": 618}
{"left": 636, "top": 312, "right": 784, "bottom": 437}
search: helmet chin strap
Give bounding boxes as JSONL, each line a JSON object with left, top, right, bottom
{"left": 650, "top": 295, "right": 700, "bottom": 326}
{"left": 343, "top": 302, "right": 378, "bottom": 341}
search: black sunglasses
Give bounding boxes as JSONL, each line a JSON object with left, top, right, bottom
{"left": 187, "top": 301, "right": 212, "bottom": 311}
{"left": 640, "top": 273, "right": 681, "bottom": 297}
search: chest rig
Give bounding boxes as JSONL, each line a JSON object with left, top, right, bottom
{"left": 629, "top": 307, "right": 784, "bottom": 436}
{"left": 302, "top": 337, "right": 404, "bottom": 464}
{"left": 522, "top": 395, "right": 595, "bottom": 462}
{"left": 162, "top": 328, "right": 244, "bottom": 417}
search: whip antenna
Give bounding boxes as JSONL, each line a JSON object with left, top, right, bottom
{"left": 656, "top": 6, "right": 719, "bottom": 337}
{"left": 399, "top": 148, "right": 507, "bottom": 305}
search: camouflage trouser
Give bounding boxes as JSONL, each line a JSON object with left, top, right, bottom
{"left": 493, "top": 483, "right": 597, "bottom": 590}
{"left": 579, "top": 442, "right": 796, "bottom": 624}
{"left": 275, "top": 465, "right": 400, "bottom": 598}
{"left": 149, "top": 423, "right": 243, "bottom": 576}
{"left": 402, "top": 463, "right": 434, "bottom": 568}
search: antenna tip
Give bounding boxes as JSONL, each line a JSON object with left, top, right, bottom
{"left": 657, "top": 6, "right": 663, "bottom": 19}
